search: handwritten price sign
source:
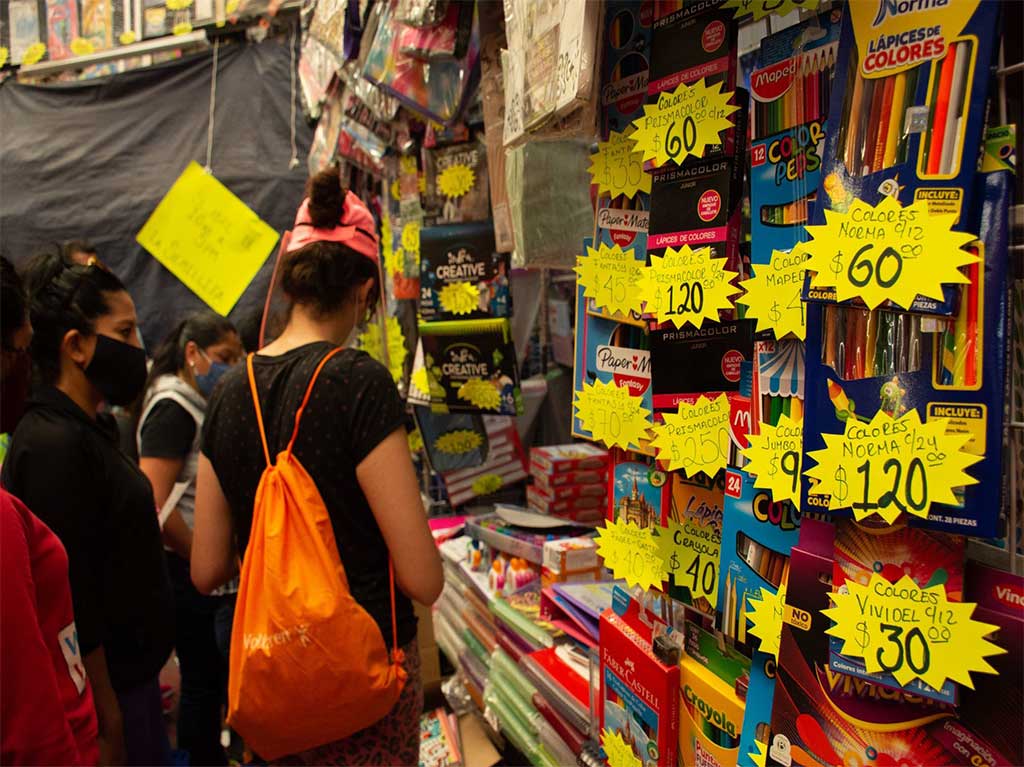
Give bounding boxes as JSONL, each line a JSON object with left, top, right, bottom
{"left": 805, "top": 409, "right": 981, "bottom": 524}
{"left": 660, "top": 519, "right": 721, "bottom": 608}
{"left": 596, "top": 519, "right": 664, "bottom": 592}
{"left": 637, "top": 245, "right": 739, "bottom": 329}
{"left": 588, "top": 129, "right": 651, "bottom": 200}
{"left": 574, "top": 243, "right": 645, "bottom": 318}
{"left": 629, "top": 78, "right": 739, "bottom": 168}
{"left": 651, "top": 394, "right": 731, "bottom": 477}
{"left": 825, "top": 574, "right": 1005, "bottom": 691}
{"left": 743, "top": 413, "right": 804, "bottom": 510}
{"left": 737, "top": 247, "right": 809, "bottom": 340}
{"left": 803, "top": 197, "right": 977, "bottom": 310}
{"left": 722, "top": 0, "right": 821, "bottom": 20}
{"left": 574, "top": 379, "right": 652, "bottom": 451}
{"left": 602, "top": 729, "right": 642, "bottom": 767}
{"left": 746, "top": 583, "right": 787, "bottom": 660}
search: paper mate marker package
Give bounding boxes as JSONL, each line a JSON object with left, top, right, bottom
{"left": 680, "top": 620, "right": 750, "bottom": 767}
{"left": 802, "top": 0, "right": 1000, "bottom": 314}
{"left": 719, "top": 469, "right": 800, "bottom": 647}
{"left": 800, "top": 170, "right": 1012, "bottom": 538}
{"left": 601, "top": 0, "right": 655, "bottom": 139}
{"left": 749, "top": 9, "right": 842, "bottom": 268}
{"left": 419, "top": 221, "right": 511, "bottom": 322}
{"left": 600, "top": 586, "right": 680, "bottom": 767}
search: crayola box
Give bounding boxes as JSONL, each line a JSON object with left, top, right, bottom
{"left": 419, "top": 222, "right": 511, "bottom": 323}
{"left": 601, "top": 0, "right": 654, "bottom": 139}
{"left": 749, "top": 9, "right": 842, "bottom": 267}
{"left": 801, "top": 0, "right": 1000, "bottom": 314}
{"left": 766, "top": 518, "right": 1012, "bottom": 767}
{"left": 719, "top": 469, "right": 800, "bottom": 647}
{"left": 680, "top": 620, "right": 749, "bottom": 767}
{"left": 600, "top": 586, "right": 680, "bottom": 767}
{"left": 799, "top": 169, "right": 1012, "bottom": 537}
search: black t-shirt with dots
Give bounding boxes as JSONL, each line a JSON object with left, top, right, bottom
{"left": 201, "top": 342, "right": 415, "bottom": 648}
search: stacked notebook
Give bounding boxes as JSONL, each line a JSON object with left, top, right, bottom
{"left": 528, "top": 444, "right": 610, "bottom": 522}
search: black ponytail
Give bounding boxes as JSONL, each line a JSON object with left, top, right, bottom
{"left": 144, "top": 310, "right": 236, "bottom": 393}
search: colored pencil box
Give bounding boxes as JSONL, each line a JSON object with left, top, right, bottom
{"left": 801, "top": 0, "right": 1000, "bottom": 314}
{"left": 531, "top": 444, "right": 610, "bottom": 474}
{"left": 600, "top": 0, "right": 655, "bottom": 139}
{"left": 531, "top": 466, "right": 608, "bottom": 491}
{"left": 418, "top": 221, "right": 511, "bottom": 322}
{"left": 664, "top": 471, "right": 724, "bottom": 615}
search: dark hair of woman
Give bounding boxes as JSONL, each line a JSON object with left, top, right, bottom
{"left": 21, "top": 250, "right": 128, "bottom": 384}
{"left": 279, "top": 167, "right": 380, "bottom": 318}
{"left": 0, "top": 257, "right": 28, "bottom": 349}
{"left": 145, "top": 310, "right": 237, "bottom": 392}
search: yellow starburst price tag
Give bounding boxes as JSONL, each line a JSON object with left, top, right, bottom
{"left": 472, "top": 474, "right": 504, "bottom": 496}
{"left": 722, "top": 0, "right": 820, "bottom": 21}
{"left": 803, "top": 197, "right": 978, "bottom": 310}
{"left": 574, "top": 379, "right": 652, "bottom": 451}
{"left": 407, "top": 428, "right": 424, "bottom": 454}
{"left": 22, "top": 42, "right": 46, "bottom": 66}
{"left": 596, "top": 519, "right": 664, "bottom": 592}
{"left": 588, "top": 129, "right": 652, "bottom": 200}
{"left": 659, "top": 519, "right": 720, "bottom": 608}
{"left": 824, "top": 574, "right": 1005, "bottom": 692}
{"left": 434, "top": 429, "right": 483, "bottom": 455}
{"left": 438, "top": 282, "right": 479, "bottom": 316}
{"left": 166, "top": 0, "right": 194, "bottom": 9}
{"left": 119, "top": 31, "right": 137, "bottom": 45}
{"left": 357, "top": 315, "right": 406, "bottom": 383}
{"left": 172, "top": 21, "right": 193, "bottom": 35}
{"left": 401, "top": 221, "right": 421, "bottom": 254}
{"left": 742, "top": 413, "right": 804, "bottom": 510}
{"left": 602, "top": 729, "right": 642, "bottom": 767}
{"left": 0, "top": 47, "right": 8, "bottom": 68}
{"left": 736, "top": 247, "right": 809, "bottom": 340}
{"left": 70, "top": 37, "right": 95, "bottom": 56}
{"left": 650, "top": 394, "right": 731, "bottom": 477}
{"left": 629, "top": 78, "right": 739, "bottom": 168}
{"left": 458, "top": 378, "right": 501, "bottom": 411}
{"left": 437, "top": 164, "right": 476, "bottom": 198}
{"left": 746, "top": 583, "right": 787, "bottom": 660}
{"left": 804, "top": 409, "right": 981, "bottom": 524}
{"left": 637, "top": 245, "right": 739, "bottom": 329}
{"left": 574, "top": 243, "right": 644, "bottom": 318}
{"left": 749, "top": 740, "right": 769, "bottom": 767}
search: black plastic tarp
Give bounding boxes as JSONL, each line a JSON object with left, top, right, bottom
{"left": 0, "top": 34, "right": 313, "bottom": 348}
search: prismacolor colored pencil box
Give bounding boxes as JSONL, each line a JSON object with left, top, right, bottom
{"left": 419, "top": 221, "right": 511, "bottom": 322}
{"left": 799, "top": 169, "right": 1012, "bottom": 537}
{"left": 802, "top": 0, "right": 1000, "bottom": 314}
{"left": 410, "top": 318, "right": 522, "bottom": 416}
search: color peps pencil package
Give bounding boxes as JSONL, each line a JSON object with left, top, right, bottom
{"left": 802, "top": 0, "right": 1000, "bottom": 315}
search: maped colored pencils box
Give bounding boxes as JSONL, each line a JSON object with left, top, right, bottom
{"left": 749, "top": 9, "right": 841, "bottom": 267}
{"left": 800, "top": 169, "right": 1012, "bottom": 537}
{"left": 803, "top": 0, "right": 1000, "bottom": 314}
{"left": 531, "top": 444, "right": 610, "bottom": 475}
{"left": 680, "top": 620, "right": 749, "bottom": 767}
{"left": 719, "top": 469, "right": 800, "bottom": 646}
{"left": 419, "top": 221, "right": 511, "bottom": 322}
{"left": 600, "top": 586, "right": 680, "bottom": 767}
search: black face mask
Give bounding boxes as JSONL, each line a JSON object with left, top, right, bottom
{"left": 0, "top": 348, "right": 32, "bottom": 433}
{"left": 85, "top": 334, "right": 148, "bottom": 406}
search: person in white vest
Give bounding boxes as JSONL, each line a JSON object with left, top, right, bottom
{"left": 137, "top": 311, "right": 242, "bottom": 767}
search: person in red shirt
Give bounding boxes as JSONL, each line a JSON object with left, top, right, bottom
{"left": 1, "top": 257, "right": 99, "bottom": 765}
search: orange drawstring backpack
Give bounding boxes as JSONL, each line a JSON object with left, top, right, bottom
{"left": 227, "top": 349, "right": 407, "bottom": 760}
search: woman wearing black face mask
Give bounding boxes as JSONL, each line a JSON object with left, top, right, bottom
{"left": 2, "top": 252, "right": 175, "bottom": 767}
{"left": 137, "top": 311, "right": 241, "bottom": 767}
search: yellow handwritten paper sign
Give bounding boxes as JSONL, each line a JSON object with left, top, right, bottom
{"left": 602, "top": 729, "right": 642, "bottom": 767}
{"left": 588, "top": 129, "right": 652, "bottom": 200}
{"left": 136, "top": 163, "right": 279, "bottom": 316}
{"left": 637, "top": 245, "right": 739, "bottom": 329}
{"left": 803, "top": 197, "right": 977, "bottom": 310}
{"left": 119, "top": 31, "right": 137, "bottom": 45}
{"left": 660, "top": 519, "right": 721, "bottom": 608}
{"left": 804, "top": 409, "right": 981, "bottom": 524}
{"left": 574, "top": 243, "right": 645, "bottom": 318}
{"left": 435, "top": 429, "right": 483, "bottom": 455}
{"left": 438, "top": 282, "right": 479, "bottom": 316}
{"left": 722, "top": 0, "right": 820, "bottom": 21}
{"left": 472, "top": 474, "right": 504, "bottom": 496}
{"left": 574, "top": 379, "right": 652, "bottom": 451}
{"left": 742, "top": 413, "right": 804, "bottom": 510}
{"left": 596, "top": 519, "right": 664, "bottom": 592}
{"left": 746, "top": 583, "right": 787, "bottom": 660}
{"left": 0, "top": 47, "right": 8, "bottom": 68}
{"left": 736, "top": 247, "right": 809, "bottom": 340}
{"left": 630, "top": 78, "right": 739, "bottom": 168}
{"left": 437, "top": 164, "right": 476, "bottom": 198}
{"left": 825, "top": 574, "right": 1005, "bottom": 691}
{"left": 651, "top": 393, "right": 731, "bottom": 477}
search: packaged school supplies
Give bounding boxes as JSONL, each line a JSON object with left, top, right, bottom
{"left": 649, "top": 320, "right": 756, "bottom": 410}
{"left": 592, "top": 207, "right": 650, "bottom": 323}
{"left": 664, "top": 471, "right": 724, "bottom": 614}
{"left": 680, "top": 620, "right": 750, "bottom": 767}
{"left": 719, "top": 469, "right": 799, "bottom": 645}
{"left": 424, "top": 141, "right": 491, "bottom": 224}
{"left": 531, "top": 444, "right": 610, "bottom": 475}
{"left": 410, "top": 318, "right": 522, "bottom": 416}
{"left": 532, "top": 467, "right": 608, "bottom": 492}
{"left": 397, "top": 0, "right": 472, "bottom": 61}
{"left": 415, "top": 407, "right": 488, "bottom": 473}
{"left": 439, "top": 417, "right": 527, "bottom": 506}
{"left": 608, "top": 452, "right": 668, "bottom": 531}
{"left": 600, "top": 0, "right": 655, "bottom": 139}
{"left": 802, "top": 0, "right": 1000, "bottom": 313}
{"left": 648, "top": 0, "right": 737, "bottom": 98}
{"left": 600, "top": 587, "right": 680, "bottom": 767}
{"left": 749, "top": 9, "right": 842, "bottom": 266}
{"left": 419, "top": 222, "right": 510, "bottom": 322}
{"left": 419, "top": 707, "right": 462, "bottom": 767}
{"left": 527, "top": 485, "right": 605, "bottom": 521}
{"left": 800, "top": 169, "right": 1012, "bottom": 537}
